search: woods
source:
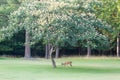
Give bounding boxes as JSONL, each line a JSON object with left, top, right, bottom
{"left": 0, "top": 0, "right": 120, "bottom": 67}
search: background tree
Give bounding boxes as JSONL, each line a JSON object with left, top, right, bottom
{"left": 1, "top": 0, "right": 41, "bottom": 58}
{"left": 91, "top": 0, "right": 120, "bottom": 57}
{"left": 62, "top": 0, "right": 110, "bottom": 57}
{"left": 0, "top": 0, "right": 20, "bottom": 55}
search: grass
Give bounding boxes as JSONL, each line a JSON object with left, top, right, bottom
{"left": 0, "top": 57, "right": 120, "bottom": 80}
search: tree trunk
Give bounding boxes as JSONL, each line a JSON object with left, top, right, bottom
{"left": 49, "top": 46, "right": 56, "bottom": 68}
{"left": 117, "top": 36, "right": 120, "bottom": 57}
{"left": 78, "top": 47, "right": 81, "bottom": 56}
{"left": 87, "top": 46, "right": 91, "bottom": 57}
{"left": 24, "top": 30, "right": 31, "bottom": 58}
{"left": 55, "top": 46, "right": 59, "bottom": 59}
{"left": 45, "top": 44, "right": 50, "bottom": 59}
{"left": 45, "top": 44, "right": 48, "bottom": 59}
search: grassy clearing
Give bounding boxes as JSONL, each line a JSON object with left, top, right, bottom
{"left": 0, "top": 57, "right": 120, "bottom": 80}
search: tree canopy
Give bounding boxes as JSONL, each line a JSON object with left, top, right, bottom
{"left": 0, "top": 0, "right": 118, "bottom": 67}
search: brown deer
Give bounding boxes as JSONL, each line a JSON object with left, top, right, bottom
{"left": 61, "top": 61, "right": 72, "bottom": 66}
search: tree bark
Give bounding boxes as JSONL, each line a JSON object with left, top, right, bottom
{"left": 45, "top": 44, "right": 49, "bottom": 59}
{"left": 55, "top": 46, "right": 59, "bottom": 59}
{"left": 117, "top": 36, "right": 120, "bottom": 57}
{"left": 87, "top": 46, "right": 91, "bottom": 57}
{"left": 24, "top": 30, "right": 31, "bottom": 58}
{"left": 78, "top": 47, "right": 81, "bottom": 56}
{"left": 45, "top": 44, "right": 48, "bottom": 59}
{"left": 49, "top": 45, "right": 56, "bottom": 68}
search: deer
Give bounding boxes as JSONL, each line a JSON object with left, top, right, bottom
{"left": 61, "top": 61, "right": 72, "bottom": 67}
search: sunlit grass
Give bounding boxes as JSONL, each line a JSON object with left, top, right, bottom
{"left": 0, "top": 57, "right": 120, "bottom": 80}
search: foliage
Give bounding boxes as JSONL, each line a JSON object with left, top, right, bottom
{"left": 91, "top": 0, "right": 120, "bottom": 37}
{"left": 0, "top": 0, "right": 112, "bottom": 57}
{"left": 35, "top": 0, "right": 110, "bottom": 50}
{"left": 0, "top": 0, "right": 20, "bottom": 53}
{"left": 1, "top": 0, "right": 41, "bottom": 42}
{"left": 0, "top": 0, "right": 19, "bottom": 28}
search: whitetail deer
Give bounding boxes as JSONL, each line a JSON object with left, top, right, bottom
{"left": 61, "top": 61, "right": 72, "bottom": 66}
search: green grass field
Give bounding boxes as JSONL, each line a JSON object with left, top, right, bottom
{"left": 0, "top": 57, "right": 120, "bottom": 80}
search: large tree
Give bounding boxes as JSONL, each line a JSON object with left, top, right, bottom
{"left": 35, "top": 0, "right": 110, "bottom": 67}
{"left": 91, "top": 0, "right": 120, "bottom": 57}
{"left": 0, "top": 0, "right": 20, "bottom": 53}
{"left": 0, "top": 0, "right": 41, "bottom": 58}
{"left": 61, "top": 0, "right": 110, "bottom": 56}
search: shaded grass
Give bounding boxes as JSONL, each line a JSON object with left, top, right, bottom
{"left": 0, "top": 57, "right": 120, "bottom": 80}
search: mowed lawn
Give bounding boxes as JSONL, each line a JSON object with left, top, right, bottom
{"left": 0, "top": 57, "right": 120, "bottom": 80}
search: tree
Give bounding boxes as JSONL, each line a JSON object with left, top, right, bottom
{"left": 62, "top": 0, "right": 110, "bottom": 57}
{"left": 1, "top": 0, "right": 41, "bottom": 58}
{"left": 55, "top": 46, "right": 59, "bottom": 58}
{"left": 91, "top": 0, "right": 120, "bottom": 57}
{"left": 116, "top": 0, "right": 120, "bottom": 57}
{"left": 0, "top": 0, "right": 20, "bottom": 53}
{"left": 36, "top": 0, "right": 110, "bottom": 67}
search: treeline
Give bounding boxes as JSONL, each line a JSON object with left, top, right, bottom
{"left": 0, "top": 0, "right": 120, "bottom": 58}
